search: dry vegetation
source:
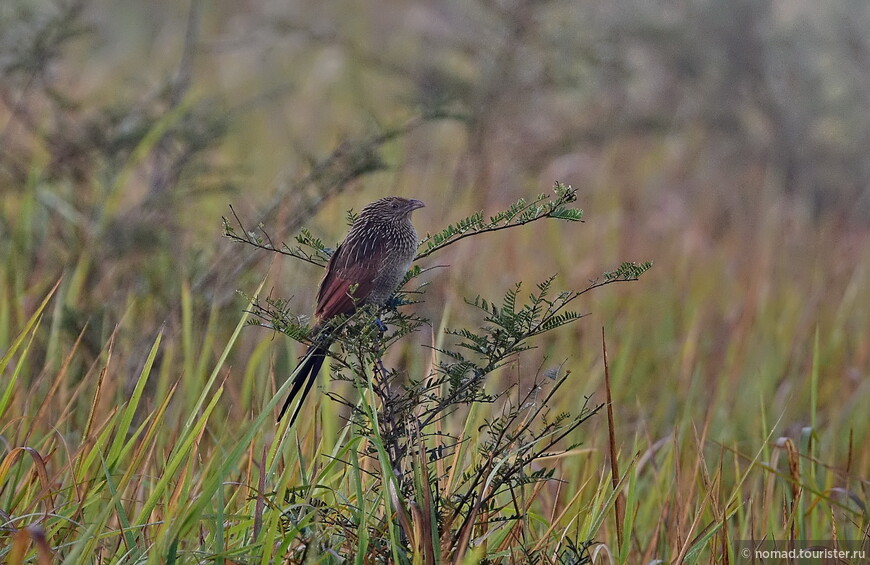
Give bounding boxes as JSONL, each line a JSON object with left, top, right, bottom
{"left": 1, "top": 0, "right": 868, "bottom": 563}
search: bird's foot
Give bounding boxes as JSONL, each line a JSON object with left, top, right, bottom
{"left": 373, "top": 317, "right": 388, "bottom": 333}
{"left": 384, "top": 294, "right": 406, "bottom": 309}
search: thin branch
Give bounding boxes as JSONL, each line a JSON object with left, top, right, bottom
{"left": 223, "top": 205, "right": 329, "bottom": 267}
{"left": 414, "top": 182, "right": 582, "bottom": 261}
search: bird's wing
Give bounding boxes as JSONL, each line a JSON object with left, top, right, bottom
{"left": 315, "top": 240, "right": 385, "bottom": 322}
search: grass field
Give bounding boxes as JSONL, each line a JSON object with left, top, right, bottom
{"left": 1, "top": 1, "right": 868, "bottom": 563}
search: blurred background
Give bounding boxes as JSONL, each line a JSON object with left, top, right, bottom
{"left": 1, "top": 0, "right": 868, "bottom": 554}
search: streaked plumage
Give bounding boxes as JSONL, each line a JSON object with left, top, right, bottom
{"left": 278, "top": 196, "right": 425, "bottom": 425}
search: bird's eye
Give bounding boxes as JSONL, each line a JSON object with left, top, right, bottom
{"left": 391, "top": 202, "right": 399, "bottom": 209}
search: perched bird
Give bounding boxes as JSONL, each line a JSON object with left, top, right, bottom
{"left": 278, "top": 196, "right": 425, "bottom": 425}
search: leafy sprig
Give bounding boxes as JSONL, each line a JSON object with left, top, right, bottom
{"left": 415, "top": 182, "right": 583, "bottom": 260}
{"left": 425, "top": 270, "right": 645, "bottom": 428}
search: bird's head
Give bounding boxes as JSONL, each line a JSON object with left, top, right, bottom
{"left": 362, "top": 196, "right": 425, "bottom": 221}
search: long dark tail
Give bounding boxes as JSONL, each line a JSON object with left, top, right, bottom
{"left": 277, "top": 344, "right": 327, "bottom": 425}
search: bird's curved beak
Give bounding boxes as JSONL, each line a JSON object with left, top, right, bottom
{"left": 408, "top": 199, "right": 425, "bottom": 210}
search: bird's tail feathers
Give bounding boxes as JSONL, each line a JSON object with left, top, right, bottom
{"left": 277, "top": 345, "right": 327, "bottom": 425}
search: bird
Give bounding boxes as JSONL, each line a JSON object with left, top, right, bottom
{"left": 277, "top": 196, "right": 425, "bottom": 425}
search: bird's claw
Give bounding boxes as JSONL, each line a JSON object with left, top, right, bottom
{"left": 385, "top": 295, "right": 405, "bottom": 308}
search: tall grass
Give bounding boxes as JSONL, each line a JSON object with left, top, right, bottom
{"left": 2, "top": 175, "right": 867, "bottom": 562}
